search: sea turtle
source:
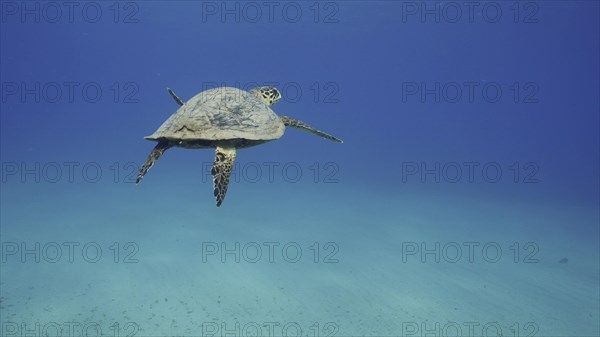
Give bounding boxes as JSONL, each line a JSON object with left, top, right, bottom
{"left": 136, "top": 86, "right": 342, "bottom": 207}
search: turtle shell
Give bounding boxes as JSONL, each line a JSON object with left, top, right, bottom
{"left": 145, "top": 87, "right": 285, "bottom": 142}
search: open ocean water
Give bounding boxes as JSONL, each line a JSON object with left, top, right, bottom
{"left": 0, "top": 1, "right": 599, "bottom": 336}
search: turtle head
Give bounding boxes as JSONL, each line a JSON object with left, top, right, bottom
{"left": 250, "top": 86, "right": 282, "bottom": 106}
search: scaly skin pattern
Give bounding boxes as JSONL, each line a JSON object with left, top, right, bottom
{"left": 211, "top": 146, "right": 237, "bottom": 207}
{"left": 136, "top": 87, "right": 342, "bottom": 207}
{"left": 136, "top": 142, "right": 172, "bottom": 184}
{"left": 280, "top": 116, "right": 343, "bottom": 143}
{"left": 249, "top": 86, "right": 282, "bottom": 106}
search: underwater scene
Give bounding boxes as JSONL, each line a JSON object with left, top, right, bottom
{"left": 0, "top": 1, "right": 598, "bottom": 336}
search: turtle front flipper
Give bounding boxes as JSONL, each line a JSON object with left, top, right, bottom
{"left": 280, "top": 116, "right": 343, "bottom": 143}
{"left": 167, "top": 87, "right": 185, "bottom": 106}
{"left": 136, "top": 141, "right": 172, "bottom": 184}
{"left": 211, "top": 146, "right": 237, "bottom": 207}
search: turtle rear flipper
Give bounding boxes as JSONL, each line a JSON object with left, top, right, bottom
{"left": 211, "top": 146, "right": 237, "bottom": 207}
{"left": 136, "top": 141, "right": 172, "bottom": 184}
{"left": 280, "top": 116, "right": 343, "bottom": 143}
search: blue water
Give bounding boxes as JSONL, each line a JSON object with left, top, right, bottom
{"left": 1, "top": 1, "right": 598, "bottom": 336}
